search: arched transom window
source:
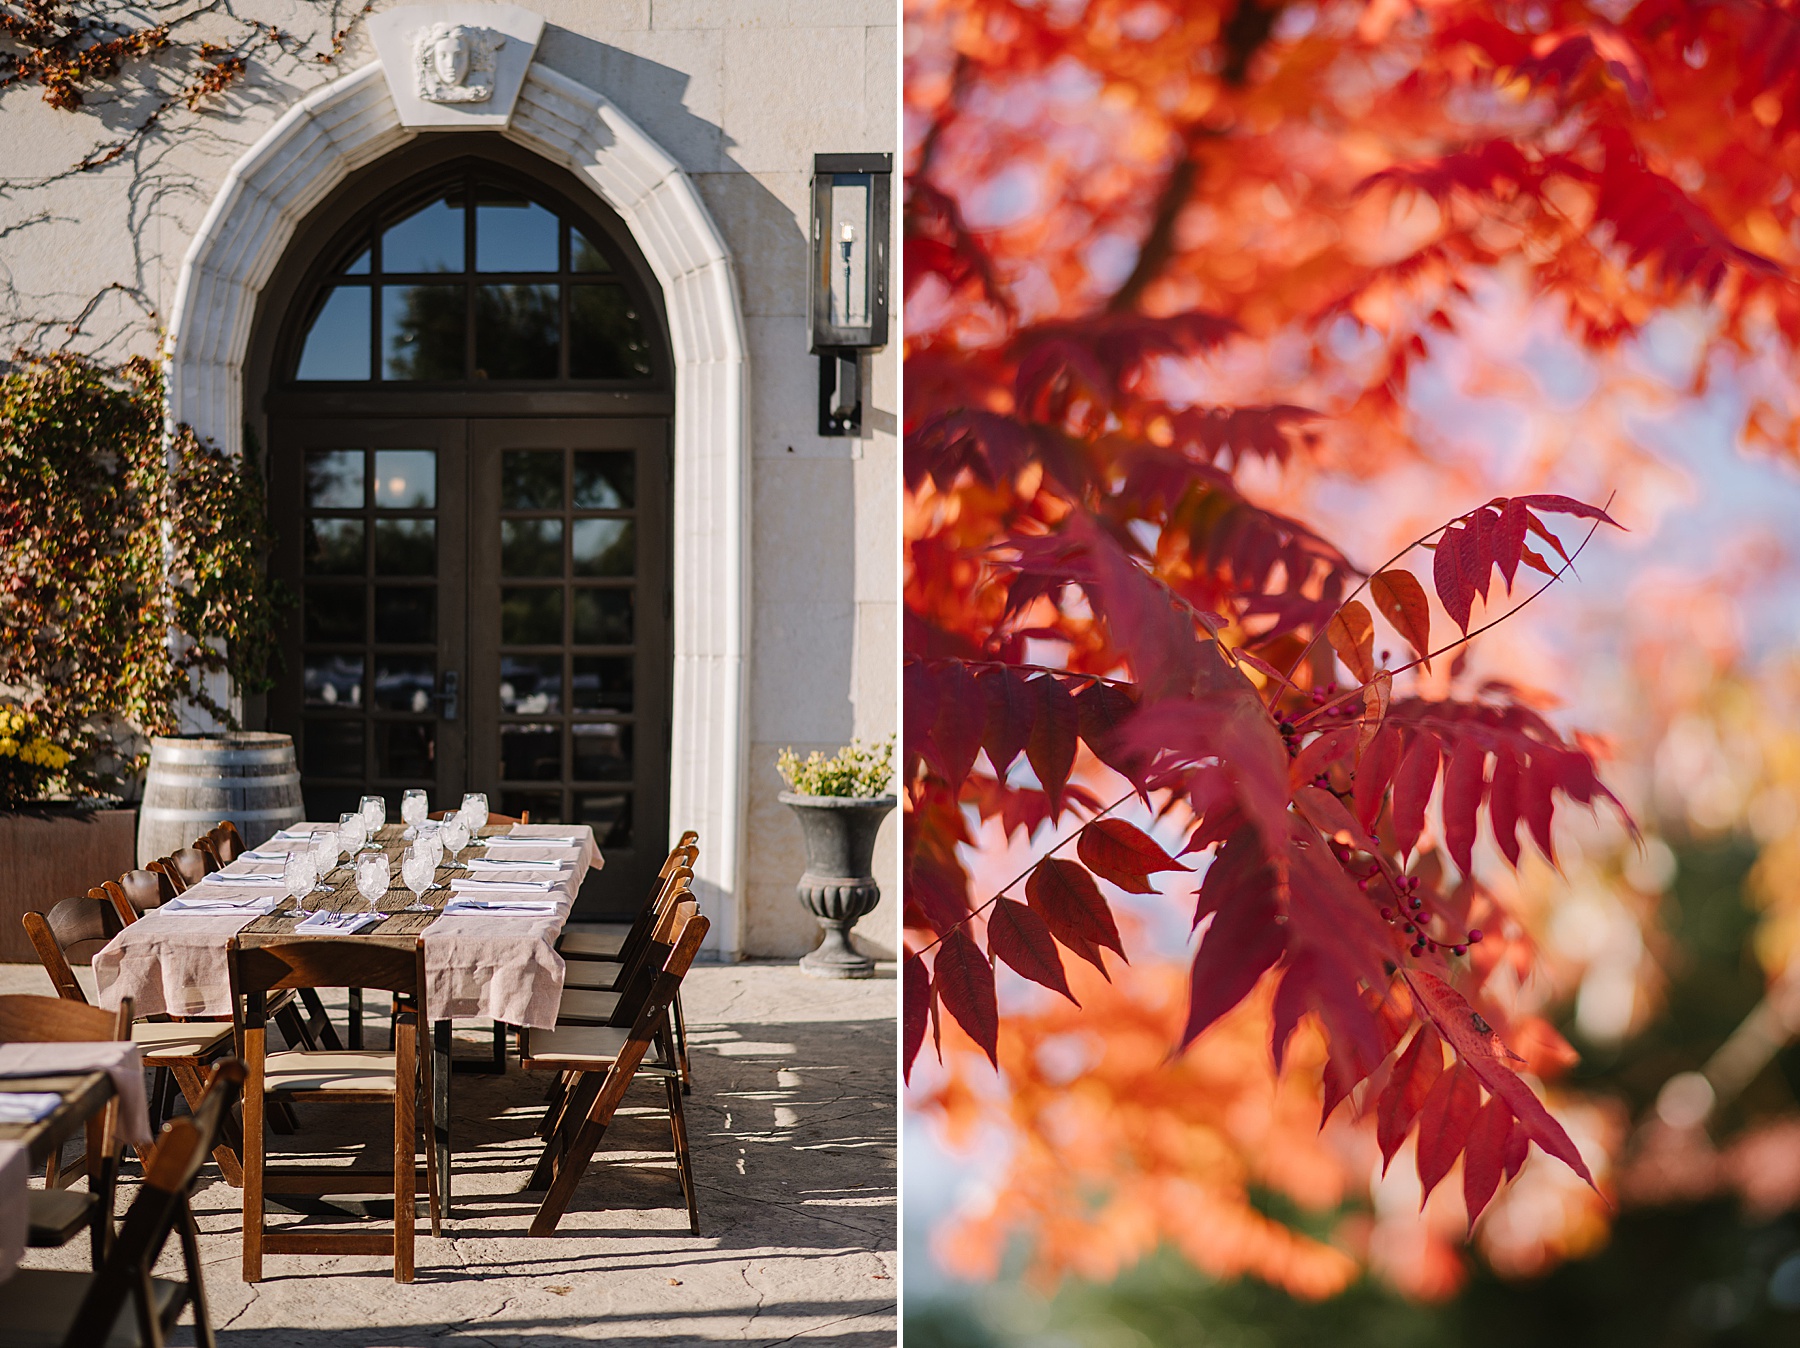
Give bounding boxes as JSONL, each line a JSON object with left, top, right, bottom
{"left": 290, "top": 170, "right": 661, "bottom": 385}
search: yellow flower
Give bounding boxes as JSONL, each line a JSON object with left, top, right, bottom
{"left": 0, "top": 738, "right": 16, "bottom": 758}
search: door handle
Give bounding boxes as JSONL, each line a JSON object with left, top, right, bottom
{"left": 435, "top": 669, "right": 460, "bottom": 721}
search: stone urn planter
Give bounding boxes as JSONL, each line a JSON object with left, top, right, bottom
{"left": 779, "top": 792, "right": 896, "bottom": 979}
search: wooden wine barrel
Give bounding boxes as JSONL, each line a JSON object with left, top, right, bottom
{"left": 135, "top": 733, "right": 304, "bottom": 865}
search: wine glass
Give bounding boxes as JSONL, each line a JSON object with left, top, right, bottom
{"left": 283, "top": 847, "right": 318, "bottom": 915}
{"left": 338, "top": 811, "right": 367, "bottom": 854}
{"left": 459, "top": 792, "right": 489, "bottom": 842}
{"left": 355, "top": 850, "right": 391, "bottom": 915}
{"left": 441, "top": 815, "right": 471, "bottom": 866}
{"left": 416, "top": 820, "right": 444, "bottom": 870}
{"left": 309, "top": 830, "right": 340, "bottom": 894}
{"left": 358, "top": 794, "right": 386, "bottom": 844}
{"left": 400, "top": 789, "right": 429, "bottom": 839}
{"left": 400, "top": 846, "right": 435, "bottom": 912}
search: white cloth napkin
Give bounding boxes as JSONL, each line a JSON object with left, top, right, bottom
{"left": 293, "top": 910, "right": 384, "bottom": 934}
{"left": 501, "top": 831, "right": 584, "bottom": 844}
{"left": 0, "top": 1093, "right": 62, "bottom": 1125}
{"left": 273, "top": 827, "right": 330, "bottom": 840}
{"left": 450, "top": 877, "right": 558, "bottom": 893}
{"left": 242, "top": 847, "right": 303, "bottom": 861}
{"left": 194, "top": 871, "right": 285, "bottom": 886}
{"left": 441, "top": 898, "right": 563, "bottom": 915}
{"left": 159, "top": 895, "right": 284, "bottom": 915}
{"left": 466, "top": 858, "right": 568, "bottom": 872}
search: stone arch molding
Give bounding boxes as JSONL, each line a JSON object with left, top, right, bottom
{"left": 164, "top": 38, "right": 750, "bottom": 958}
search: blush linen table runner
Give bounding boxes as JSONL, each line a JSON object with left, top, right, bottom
{"left": 92, "top": 823, "right": 599, "bottom": 1031}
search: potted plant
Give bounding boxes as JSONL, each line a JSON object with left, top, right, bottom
{"left": 0, "top": 351, "right": 283, "bottom": 945}
{"left": 777, "top": 738, "right": 896, "bottom": 979}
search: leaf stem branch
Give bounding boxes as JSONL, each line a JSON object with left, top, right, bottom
{"left": 905, "top": 787, "right": 1139, "bottom": 962}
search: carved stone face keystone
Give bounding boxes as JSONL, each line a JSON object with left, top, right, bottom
{"left": 432, "top": 30, "right": 470, "bottom": 86}
{"left": 413, "top": 23, "right": 502, "bottom": 104}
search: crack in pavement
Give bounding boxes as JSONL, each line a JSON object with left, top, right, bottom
{"left": 755, "top": 1301, "right": 899, "bottom": 1348}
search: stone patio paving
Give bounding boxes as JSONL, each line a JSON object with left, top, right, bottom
{"left": 0, "top": 954, "right": 896, "bottom": 1347}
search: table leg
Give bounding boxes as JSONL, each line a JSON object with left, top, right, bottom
{"left": 433, "top": 1020, "right": 452, "bottom": 1218}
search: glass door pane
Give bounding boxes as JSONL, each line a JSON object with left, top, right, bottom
{"left": 468, "top": 419, "right": 670, "bottom": 919}
{"left": 270, "top": 419, "right": 468, "bottom": 821}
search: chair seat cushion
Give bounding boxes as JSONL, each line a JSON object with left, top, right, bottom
{"left": 524, "top": 1025, "right": 675, "bottom": 1075}
{"left": 555, "top": 988, "right": 621, "bottom": 1024}
{"left": 556, "top": 929, "right": 628, "bottom": 960}
{"left": 561, "top": 962, "right": 620, "bottom": 992}
{"left": 26, "top": 1188, "right": 96, "bottom": 1247}
{"left": 130, "top": 1020, "right": 233, "bottom": 1060}
{"left": 0, "top": 1267, "right": 186, "bottom": 1346}
{"left": 263, "top": 1050, "right": 396, "bottom": 1093}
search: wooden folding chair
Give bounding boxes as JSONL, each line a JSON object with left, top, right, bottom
{"left": 22, "top": 896, "right": 246, "bottom": 1185}
{"left": 228, "top": 937, "right": 437, "bottom": 1283}
{"left": 519, "top": 906, "right": 708, "bottom": 1237}
{"left": 95, "top": 870, "right": 177, "bottom": 924}
{"left": 557, "top": 844, "right": 699, "bottom": 1088}
{"left": 0, "top": 1059, "right": 244, "bottom": 1348}
{"left": 146, "top": 848, "right": 214, "bottom": 895}
{"left": 0, "top": 993, "right": 133, "bottom": 1265}
{"left": 557, "top": 834, "right": 697, "bottom": 962}
{"left": 553, "top": 868, "right": 692, "bottom": 1024}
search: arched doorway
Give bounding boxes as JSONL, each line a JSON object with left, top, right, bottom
{"left": 255, "top": 140, "right": 673, "bottom": 919}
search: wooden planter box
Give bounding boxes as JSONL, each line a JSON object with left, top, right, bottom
{"left": 0, "top": 808, "right": 136, "bottom": 964}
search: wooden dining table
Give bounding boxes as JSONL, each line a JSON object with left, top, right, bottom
{"left": 92, "top": 821, "right": 600, "bottom": 1215}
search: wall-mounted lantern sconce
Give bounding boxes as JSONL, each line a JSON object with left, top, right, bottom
{"left": 811, "top": 152, "right": 891, "bottom": 436}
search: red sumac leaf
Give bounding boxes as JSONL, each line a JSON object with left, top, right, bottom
{"left": 1294, "top": 784, "right": 1376, "bottom": 852}
{"left": 1392, "top": 731, "right": 1441, "bottom": 858}
{"left": 1182, "top": 871, "right": 1284, "bottom": 1048}
{"left": 1026, "top": 676, "right": 1079, "bottom": 809}
{"left": 1370, "top": 568, "right": 1432, "bottom": 669}
{"left": 903, "top": 953, "right": 930, "bottom": 1083}
{"left": 1514, "top": 493, "right": 1621, "bottom": 527}
{"left": 1378, "top": 1023, "right": 1444, "bottom": 1172}
{"left": 1074, "top": 678, "right": 1140, "bottom": 781}
{"left": 1415, "top": 1059, "right": 1481, "bottom": 1205}
{"left": 1326, "top": 598, "right": 1376, "bottom": 682}
{"left": 1077, "top": 818, "right": 1187, "bottom": 893}
{"left": 986, "top": 897, "right": 1077, "bottom": 1003}
{"left": 1290, "top": 727, "right": 1356, "bottom": 790}
{"left": 929, "top": 661, "right": 982, "bottom": 787}
{"left": 1026, "top": 857, "right": 1126, "bottom": 958}
{"left": 1405, "top": 968, "right": 1597, "bottom": 1191}
{"left": 1442, "top": 738, "right": 1487, "bottom": 876}
{"left": 1496, "top": 497, "right": 1528, "bottom": 592}
{"left": 932, "top": 926, "right": 998, "bottom": 1067}
{"left": 1523, "top": 748, "right": 1558, "bottom": 862}
{"left": 1466, "top": 508, "right": 1497, "bottom": 604}
{"left": 1270, "top": 956, "right": 1312, "bottom": 1074}
{"left": 1434, "top": 526, "right": 1474, "bottom": 632}
{"left": 1463, "top": 1095, "right": 1515, "bottom": 1229}
{"left": 1488, "top": 745, "right": 1522, "bottom": 866}
{"left": 1353, "top": 723, "right": 1403, "bottom": 832}
{"left": 1524, "top": 510, "right": 1572, "bottom": 566}
{"left": 1503, "top": 1115, "right": 1531, "bottom": 1179}
{"left": 979, "top": 667, "right": 1034, "bottom": 776}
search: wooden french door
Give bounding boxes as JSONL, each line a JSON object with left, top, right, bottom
{"left": 269, "top": 415, "right": 670, "bottom": 918}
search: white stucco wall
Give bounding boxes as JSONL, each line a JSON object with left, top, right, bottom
{"left": 0, "top": 0, "right": 897, "bottom": 961}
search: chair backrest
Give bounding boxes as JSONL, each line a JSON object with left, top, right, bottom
{"left": 97, "top": 869, "right": 177, "bottom": 927}
{"left": 609, "top": 875, "right": 694, "bottom": 1025}
{"left": 150, "top": 847, "right": 214, "bottom": 894}
{"left": 23, "top": 893, "right": 128, "bottom": 1005}
{"left": 607, "top": 864, "right": 692, "bottom": 978}
{"left": 228, "top": 937, "right": 425, "bottom": 1004}
{"left": 0, "top": 993, "right": 129, "bottom": 1043}
{"left": 65, "top": 1060, "right": 246, "bottom": 1347}
{"left": 197, "top": 820, "right": 246, "bottom": 867}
